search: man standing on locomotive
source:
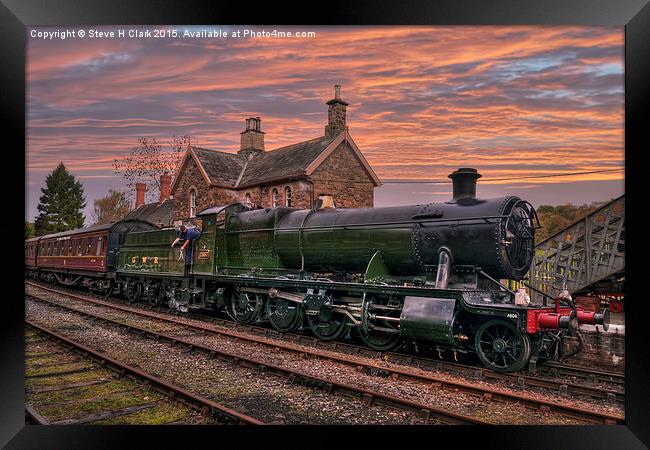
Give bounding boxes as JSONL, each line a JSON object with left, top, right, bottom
{"left": 171, "top": 225, "right": 201, "bottom": 276}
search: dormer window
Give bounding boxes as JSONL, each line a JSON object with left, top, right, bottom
{"left": 189, "top": 189, "right": 197, "bottom": 218}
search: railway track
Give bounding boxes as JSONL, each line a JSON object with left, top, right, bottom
{"left": 25, "top": 320, "right": 264, "bottom": 425}
{"left": 540, "top": 361, "right": 625, "bottom": 388}
{"left": 26, "top": 281, "right": 625, "bottom": 402}
{"left": 26, "top": 282, "right": 624, "bottom": 424}
{"left": 26, "top": 292, "right": 490, "bottom": 425}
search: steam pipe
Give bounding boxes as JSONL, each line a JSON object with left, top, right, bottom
{"left": 435, "top": 248, "right": 452, "bottom": 289}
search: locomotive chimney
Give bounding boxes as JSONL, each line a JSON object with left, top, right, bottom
{"left": 448, "top": 168, "right": 481, "bottom": 201}
{"left": 159, "top": 172, "right": 171, "bottom": 203}
{"left": 135, "top": 182, "right": 147, "bottom": 208}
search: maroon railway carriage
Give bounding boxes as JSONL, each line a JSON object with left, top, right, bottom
{"left": 25, "top": 237, "right": 40, "bottom": 272}
{"left": 26, "top": 219, "right": 156, "bottom": 292}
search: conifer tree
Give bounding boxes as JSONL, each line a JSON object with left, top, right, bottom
{"left": 34, "top": 163, "right": 86, "bottom": 235}
{"left": 25, "top": 221, "right": 35, "bottom": 239}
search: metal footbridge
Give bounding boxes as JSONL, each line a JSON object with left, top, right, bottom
{"left": 527, "top": 195, "right": 625, "bottom": 304}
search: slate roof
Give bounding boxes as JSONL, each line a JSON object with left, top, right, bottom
{"left": 191, "top": 147, "right": 244, "bottom": 186}
{"left": 177, "top": 131, "right": 381, "bottom": 192}
{"left": 186, "top": 135, "right": 337, "bottom": 189}
{"left": 237, "top": 135, "right": 336, "bottom": 187}
{"left": 123, "top": 199, "right": 175, "bottom": 227}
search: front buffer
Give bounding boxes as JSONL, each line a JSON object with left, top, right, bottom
{"left": 399, "top": 290, "right": 609, "bottom": 372}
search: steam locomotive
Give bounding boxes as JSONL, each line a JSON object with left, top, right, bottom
{"left": 25, "top": 168, "right": 609, "bottom": 372}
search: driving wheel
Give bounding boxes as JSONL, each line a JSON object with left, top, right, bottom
{"left": 230, "top": 287, "right": 263, "bottom": 325}
{"left": 475, "top": 319, "right": 531, "bottom": 372}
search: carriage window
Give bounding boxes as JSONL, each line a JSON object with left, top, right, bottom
{"left": 189, "top": 189, "right": 197, "bottom": 218}
{"left": 68, "top": 241, "right": 74, "bottom": 255}
{"left": 96, "top": 237, "right": 103, "bottom": 256}
{"left": 87, "top": 238, "right": 94, "bottom": 255}
{"left": 285, "top": 186, "right": 292, "bottom": 207}
{"left": 271, "top": 188, "right": 279, "bottom": 207}
{"left": 53, "top": 242, "right": 60, "bottom": 256}
{"left": 77, "top": 240, "right": 83, "bottom": 256}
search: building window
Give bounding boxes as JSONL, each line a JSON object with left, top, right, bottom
{"left": 271, "top": 188, "right": 279, "bottom": 207}
{"left": 285, "top": 186, "right": 292, "bottom": 207}
{"left": 244, "top": 193, "right": 252, "bottom": 205}
{"left": 189, "top": 189, "right": 197, "bottom": 218}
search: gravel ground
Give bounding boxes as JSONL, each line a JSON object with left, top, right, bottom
{"left": 25, "top": 295, "right": 619, "bottom": 425}
{"left": 25, "top": 286, "right": 624, "bottom": 420}
{"left": 26, "top": 300, "right": 423, "bottom": 425}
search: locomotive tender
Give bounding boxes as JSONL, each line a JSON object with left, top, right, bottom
{"left": 26, "top": 168, "right": 609, "bottom": 372}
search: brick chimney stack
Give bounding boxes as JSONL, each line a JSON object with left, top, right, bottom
{"left": 239, "top": 117, "right": 265, "bottom": 158}
{"left": 159, "top": 172, "right": 171, "bottom": 203}
{"left": 135, "top": 182, "right": 147, "bottom": 209}
{"left": 325, "top": 84, "right": 349, "bottom": 138}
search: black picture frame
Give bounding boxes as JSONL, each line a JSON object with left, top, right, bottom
{"left": 2, "top": 1, "right": 648, "bottom": 448}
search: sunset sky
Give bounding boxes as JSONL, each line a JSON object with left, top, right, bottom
{"left": 26, "top": 26, "right": 624, "bottom": 224}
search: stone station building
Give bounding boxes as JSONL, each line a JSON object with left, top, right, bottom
{"left": 168, "top": 85, "right": 381, "bottom": 225}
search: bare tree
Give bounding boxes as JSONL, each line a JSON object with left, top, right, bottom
{"left": 113, "top": 135, "right": 193, "bottom": 201}
{"left": 93, "top": 189, "right": 133, "bottom": 224}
